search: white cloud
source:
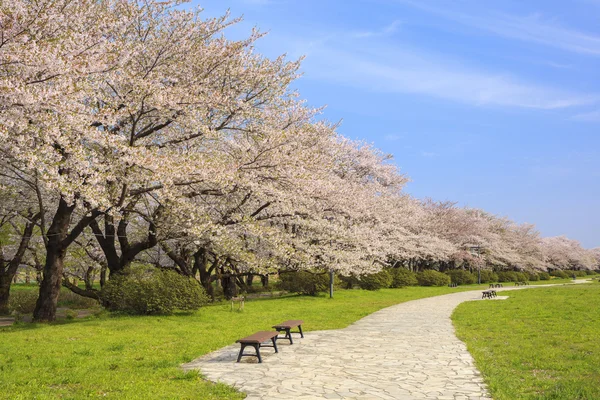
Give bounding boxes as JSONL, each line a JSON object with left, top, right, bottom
{"left": 393, "top": 0, "right": 600, "bottom": 56}
{"left": 572, "top": 109, "right": 600, "bottom": 122}
{"left": 302, "top": 40, "right": 597, "bottom": 110}
{"left": 354, "top": 20, "right": 402, "bottom": 38}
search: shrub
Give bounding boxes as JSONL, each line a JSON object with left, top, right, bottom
{"left": 479, "top": 270, "right": 499, "bottom": 283}
{"left": 417, "top": 270, "right": 451, "bottom": 287}
{"left": 358, "top": 269, "right": 393, "bottom": 290}
{"left": 389, "top": 268, "right": 418, "bottom": 288}
{"left": 585, "top": 270, "right": 596, "bottom": 275}
{"left": 527, "top": 272, "right": 540, "bottom": 281}
{"left": 337, "top": 274, "right": 359, "bottom": 289}
{"left": 8, "top": 290, "right": 38, "bottom": 314}
{"left": 445, "top": 270, "right": 476, "bottom": 285}
{"left": 278, "top": 270, "right": 329, "bottom": 295}
{"left": 100, "top": 267, "right": 208, "bottom": 315}
{"left": 538, "top": 272, "right": 551, "bottom": 280}
{"left": 514, "top": 272, "right": 529, "bottom": 282}
{"left": 570, "top": 270, "right": 587, "bottom": 277}
{"left": 549, "top": 270, "right": 569, "bottom": 279}
{"left": 497, "top": 271, "right": 519, "bottom": 282}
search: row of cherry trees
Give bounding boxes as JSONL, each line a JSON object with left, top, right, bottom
{"left": 1, "top": 0, "right": 598, "bottom": 320}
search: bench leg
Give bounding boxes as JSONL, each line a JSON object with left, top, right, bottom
{"left": 271, "top": 337, "right": 278, "bottom": 353}
{"left": 286, "top": 328, "right": 293, "bottom": 344}
{"left": 237, "top": 344, "right": 247, "bottom": 362}
{"left": 237, "top": 343, "right": 263, "bottom": 363}
{"left": 298, "top": 325, "right": 304, "bottom": 338}
{"left": 254, "top": 344, "right": 262, "bottom": 363}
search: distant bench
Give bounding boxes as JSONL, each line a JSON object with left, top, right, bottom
{"left": 272, "top": 320, "right": 304, "bottom": 345}
{"left": 236, "top": 331, "right": 279, "bottom": 363}
{"left": 515, "top": 281, "right": 529, "bottom": 286}
{"left": 489, "top": 283, "right": 503, "bottom": 288}
{"left": 482, "top": 290, "right": 497, "bottom": 299}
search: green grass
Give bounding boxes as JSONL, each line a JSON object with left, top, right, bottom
{"left": 1, "top": 285, "right": 488, "bottom": 399}
{"left": 453, "top": 283, "right": 600, "bottom": 400}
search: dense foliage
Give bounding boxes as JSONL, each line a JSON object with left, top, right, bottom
{"left": 101, "top": 268, "right": 208, "bottom": 315}
{"left": 446, "top": 270, "right": 476, "bottom": 285}
{"left": 358, "top": 270, "right": 393, "bottom": 290}
{"left": 389, "top": 268, "right": 419, "bottom": 288}
{"left": 278, "top": 270, "right": 330, "bottom": 295}
{"left": 417, "top": 270, "right": 451, "bottom": 287}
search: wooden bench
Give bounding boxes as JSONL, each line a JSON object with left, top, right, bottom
{"left": 482, "top": 290, "right": 497, "bottom": 299}
{"left": 489, "top": 283, "right": 503, "bottom": 288}
{"left": 272, "top": 320, "right": 304, "bottom": 344}
{"left": 236, "top": 331, "right": 279, "bottom": 363}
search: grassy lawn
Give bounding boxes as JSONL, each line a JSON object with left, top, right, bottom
{"left": 1, "top": 285, "right": 489, "bottom": 399}
{"left": 453, "top": 283, "right": 600, "bottom": 400}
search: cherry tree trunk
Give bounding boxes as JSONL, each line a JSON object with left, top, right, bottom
{"left": 33, "top": 199, "right": 75, "bottom": 322}
{"left": 33, "top": 245, "right": 67, "bottom": 321}
{"left": 0, "top": 275, "right": 12, "bottom": 315}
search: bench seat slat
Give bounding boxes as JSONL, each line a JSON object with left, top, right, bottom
{"left": 272, "top": 320, "right": 303, "bottom": 329}
{"left": 237, "top": 331, "right": 279, "bottom": 344}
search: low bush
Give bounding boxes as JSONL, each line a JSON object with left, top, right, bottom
{"left": 538, "top": 272, "right": 551, "bottom": 280}
{"left": 278, "top": 270, "right": 329, "bottom": 295}
{"left": 550, "top": 270, "right": 569, "bottom": 279}
{"left": 527, "top": 272, "right": 540, "bottom": 281}
{"left": 337, "top": 274, "right": 360, "bottom": 289}
{"left": 417, "top": 270, "right": 451, "bottom": 287}
{"left": 497, "top": 271, "right": 529, "bottom": 282}
{"left": 585, "top": 270, "right": 597, "bottom": 275}
{"left": 479, "top": 270, "right": 499, "bottom": 283}
{"left": 570, "top": 270, "right": 587, "bottom": 277}
{"left": 446, "top": 270, "right": 476, "bottom": 285}
{"left": 358, "top": 269, "right": 393, "bottom": 290}
{"left": 389, "top": 268, "right": 418, "bottom": 288}
{"left": 100, "top": 267, "right": 208, "bottom": 315}
{"left": 8, "top": 290, "right": 38, "bottom": 314}
{"left": 514, "top": 272, "right": 529, "bottom": 282}
{"left": 497, "top": 271, "right": 516, "bottom": 282}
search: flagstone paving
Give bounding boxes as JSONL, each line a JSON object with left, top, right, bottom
{"left": 183, "top": 281, "right": 589, "bottom": 400}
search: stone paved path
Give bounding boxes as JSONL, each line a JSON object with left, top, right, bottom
{"left": 182, "top": 281, "right": 590, "bottom": 400}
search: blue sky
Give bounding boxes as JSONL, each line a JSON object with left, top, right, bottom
{"left": 192, "top": 0, "right": 599, "bottom": 248}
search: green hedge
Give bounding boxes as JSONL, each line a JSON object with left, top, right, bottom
{"left": 446, "top": 270, "right": 476, "bottom": 285}
{"left": 101, "top": 267, "right": 208, "bottom": 315}
{"left": 480, "top": 269, "right": 499, "bottom": 283}
{"left": 278, "top": 270, "right": 329, "bottom": 295}
{"left": 388, "top": 268, "right": 418, "bottom": 288}
{"left": 358, "top": 269, "right": 393, "bottom": 290}
{"left": 497, "top": 271, "right": 529, "bottom": 283}
{"left": 417, "top": 270, "right": 451, "bottom": 286}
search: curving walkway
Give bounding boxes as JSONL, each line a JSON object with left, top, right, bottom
{"left": 182, "top": 281, "right": 589, "bottom": 400}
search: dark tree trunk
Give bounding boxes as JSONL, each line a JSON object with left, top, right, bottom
{"left": 90, "top": 211, "right": 159, "bottom": 278}
{"left": 0, "top": 275, "right": 11, "bottom": 315}
{"left": 34, "top": 199, "right": 74, "bottom": 321}
{"left": 245, "top": 274, "right": 254, "bottom": 287}
{"left": 34, "top": 198, "right": 98, "bottom": 322}
{"left": 0, "top": 212, "right": 39, "bottom": 315}
{"left": 221, "top": 274, "right": 238, "bottom": 299}
{"left": 34, "top": 236, "right": 69, "bottom": 321}
{"left": 260, "top": 274, "right": 269, "bottom": 287}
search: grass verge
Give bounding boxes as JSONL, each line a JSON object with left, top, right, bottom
{"left": 452, "top": 283, "right": 600, "bottom": 400}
